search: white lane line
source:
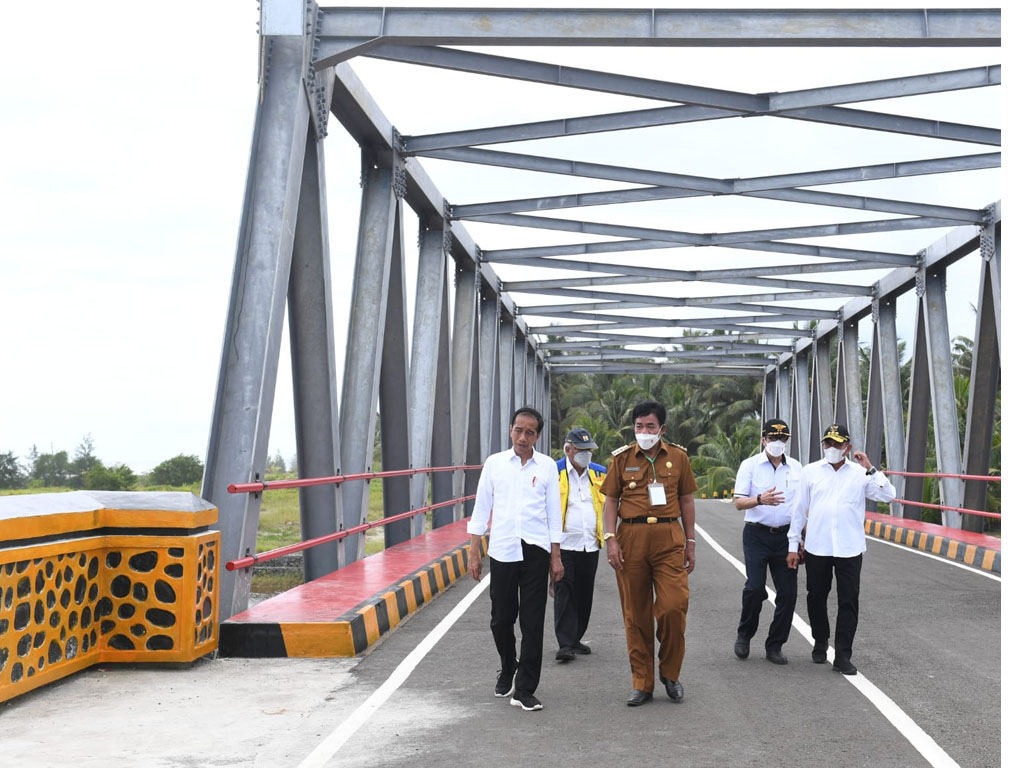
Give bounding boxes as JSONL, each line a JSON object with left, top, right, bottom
{"left": 297, "top": 575, "right": 491, "bottom": 768}
{"left": 696, "top": 522, "right": 961, "bottom": 768}
{"left": 868, "top": 535, "right": 1001, "bottom": 582}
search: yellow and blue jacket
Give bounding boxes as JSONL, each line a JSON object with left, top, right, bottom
{"left": 555, "top": 457, "right": 607, "bottom": 548}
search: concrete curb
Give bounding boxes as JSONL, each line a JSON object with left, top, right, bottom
{"left": 864, "top": 512, "right": 1000, "bottom": 574}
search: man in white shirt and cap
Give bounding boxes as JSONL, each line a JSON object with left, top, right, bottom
{"left": 788, "top": 423, "right": 896, "bottom": 675}
{"left": 732, "top": 419, "right": 802, "bottom": 665}
{"left": 468, "top": 406, "right": 564, "bottom": 711}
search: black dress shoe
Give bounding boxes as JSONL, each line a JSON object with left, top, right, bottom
{"left": 660, "top": 676, "right": 684, "bottom": 702}
{"left": 811, "top": 642, "right": 828, "bottom": 664}
{"left": 734, "top": 635, "right": 750, "bottom": 659}
{"left": 626, "top": 689, "right": 653, "bottom": 707}
{"left": 766, "top": 650, "right": 788, "bottom": 665}
{"left": 555, "top": 646, "right": 576, "bottom": 662}
{"left": 833, "top": 657, "right": 857, "bottom": 675}
{"left": 573, "top": 641, "right": 592, "bottom": 655}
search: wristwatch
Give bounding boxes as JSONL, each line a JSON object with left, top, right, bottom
{"left": 603, "top": 531, "right": 616, "bottom": 541}
{"left": 865, "top": 467, "right": 877, "bottom": 476}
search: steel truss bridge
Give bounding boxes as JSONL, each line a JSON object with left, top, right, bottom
{"left": 202, "top": 3, "right": 1001, "bottom": 619}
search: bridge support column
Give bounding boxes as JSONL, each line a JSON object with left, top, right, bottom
{"left": 514, "top": 329, "right": 527, "bottom": 410}
{"left": 525, "top": 346, "right": 537, "bottom": 406}
{"left": 408, "top": 217, "right": 449, "bottom": 533}
{"left": 337, "top": 159, "right": 399, "bottom": 564}
{"left": 792, "top": 349, "right": 812, "bottom": 465}
{"left": 479, "top": 287, "right": 501, "bottom": 457}
{"left": 289, "top": 108, "right": 344, "bottom": 581}
{"left": 498, "top": 310, "right": 515, "bottom": 449}
{"left": 871, "top": 298, "right": 906, "bottom": 516}
{"left": 449, "top": 260, "right": 479, "bottom": 524}
{"left": 961, "top": 218, "right": 1000, "bottom": 532}
{"left": 762, "top": 369, "right": 777, "bottom": 420}
{"left": 202, "top": 34, "right": 312, "bottom": 620}
{"left": 777, "top": 363, "right": 792, "bottom": 426}
{"left": 835, "top": 317, "right": 864, "bottom": 450}
{"left": 809, "top": 336, "right": 833, "bottom": 463}
{"left": 904, "top": 298, "right": 930, "bottom": 519}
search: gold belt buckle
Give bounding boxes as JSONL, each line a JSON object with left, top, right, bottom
{"left": 646, "top": 516, "right": 657, "bottom": 524}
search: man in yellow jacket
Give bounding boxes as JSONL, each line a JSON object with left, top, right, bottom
{"left": 553, "top": 428, "right": 606, "bottom": 661}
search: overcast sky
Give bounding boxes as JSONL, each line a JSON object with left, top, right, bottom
{"left": 0, "top": 0, "right": 1007, "bottom": 475}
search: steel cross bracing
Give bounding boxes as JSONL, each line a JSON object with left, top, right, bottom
{"left": 205, "top": 2, "right": 1001, "bottom": 618}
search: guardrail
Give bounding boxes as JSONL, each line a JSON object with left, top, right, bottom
{"left": 883, "top": 469, "right": 1000, "bottom": 520}
{"left": 225, "top": 464, "right": 483, "bottom": 571}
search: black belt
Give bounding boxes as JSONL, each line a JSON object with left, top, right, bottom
{"left": 621, "top": 516, "right": 680, "bottom": 525}
{"left": 746, "top": 521, "right": 790, "bottom": 535}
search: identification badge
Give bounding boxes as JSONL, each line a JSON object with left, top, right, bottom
{"left": 647, "top": 483, "right": 667, "bottom": 506}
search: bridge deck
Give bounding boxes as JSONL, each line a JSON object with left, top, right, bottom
{"left": 0, "top": 501, "right": 1001, "bottom": 767}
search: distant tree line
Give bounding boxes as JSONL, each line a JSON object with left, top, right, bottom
{"left": 0, "top": 435, "right": 204, "bottom": 491}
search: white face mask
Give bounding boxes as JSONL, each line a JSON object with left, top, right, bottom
{"left": 635, "top": 431, "right": 661, "bottom": 451}
{"left": 572, "top": 450, "right": 593, "bottom": 468}
{"left": 823, "top": 446, "right": 846, "bottom": 464}
{"left": 765, "top": 440, "right": 786, "bottom": 458}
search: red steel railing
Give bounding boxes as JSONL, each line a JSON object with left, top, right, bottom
{"left": 225, "top": 464, "right": 483, "bottom": 570}
{"left": 882, "top": 470, "right": 1000, "bottom": 520}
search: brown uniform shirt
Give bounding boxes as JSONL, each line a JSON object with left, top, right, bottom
{"left": 600, "top": 441, "right": 698, "bottom": 520}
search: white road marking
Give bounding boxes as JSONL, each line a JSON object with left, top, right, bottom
{"left": 696, "top": 522, "right": 961, "bottom": 768}
{"left": 297, "top": 575, "right": 491, "bottom": 768}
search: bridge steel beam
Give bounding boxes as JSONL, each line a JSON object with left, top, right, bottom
{"left": 408, "top": 218, "right": 448, "bottom": 537}
{"left": 202, "top": 34, "right": 311, "bottom": 621}
{"left": 429, "top": 273, "right": 455, "bottom": 527}
{"left": 288, "top": 112, "right": 345, "bottom": 583}
{"left": 762, "top": 370, "right": 777, "bottom": 422}
{"left": 337, "top": 162, "right": 398, "bottom": 564}
{"left": 777, "top": 362, "right": 793, "bottom": 427}
{"left": 811, "top": 336, "right": 834, "bottom": 462}
{"left": 379, "top": 204, "right": 413, "bottom": 547}
{"left": 479, "top": 286, "right": 501, "bottom": 458}
{"left": 498, "top": 310, "right": 515, "bottom": 448}
{"left": 904, "top": 299, "right": 931, "bottom": 519}
{"left": 835, "top": 317, "right": 864, "bottom": 450}
{"left": 514, "top": 329, "right": 527, "bottom": 411}
{"left": 961, "top": 217, "right": 1000, "bottom": 532}
{"left": 792, "top": 349, "right": 812, "bottom": 465}
{"left": 868, "top": 298, "right": 906, "bottom": 516}
{"left": 450, "top": 261, "right": 480, "bottom": 525}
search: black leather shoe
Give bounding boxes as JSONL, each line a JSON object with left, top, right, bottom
{"left": 811, "top": 642, "right": 828, "bottom": 664}
{"left": 766, "top": 649, "right": 788, "bottom": 665}
{"left": 660, "top": 676, "right": 684, "bottom": 702}
{"left": 573, "top": 641, "right": 592, "bottom": 655}
{"left": 555, "top": 646, "right": 576, "bottom": 662}
{"left": 626, "top": 690, "right": 653, "bottom": 707}
{"left": 734, "top": 635, "right": 750, "bottom": 659}
{"left": 833, "top": 657, "right": 857, "bottom": 675}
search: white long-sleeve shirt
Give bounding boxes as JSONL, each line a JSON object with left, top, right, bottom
{"left": 468, "top": 448, "right": 563, "bottom": 562}
{"left": 789, "top": 459, "right": 897, "bottom": 557}
{"left": 734, "top": 451, "right": 802, "bottom": 528}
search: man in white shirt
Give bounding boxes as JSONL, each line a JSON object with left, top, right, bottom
{"left": 732, "top": 419, "right": 802, "bottom": 665}
{"left": 788, "top": 423, "right": 896, "bottom": 675}
{"left": 468, "top": 406, "right": 565, "bottom": 711}
{"left": 553, "top": 428, "right": 606, "bottom": 662}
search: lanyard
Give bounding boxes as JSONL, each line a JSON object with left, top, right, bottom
{"left": 643, "top": 453, "right": 658, "bottom": 482}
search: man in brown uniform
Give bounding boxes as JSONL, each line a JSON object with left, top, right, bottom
{"left": 601, "top": 400, "right": 697, "bottom": 706}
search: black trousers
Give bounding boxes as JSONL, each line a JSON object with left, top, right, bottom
{"left": 804, "top": 552, "right": 863, "bottom": 661}
{"left": 553, "top": 548, "right": 599, "bottom": 650}
{"left": 737, "top": 523, "right": 798, "bottom": 651}
{"left": 489, "top": 541, "right": 550, "bottom": 695}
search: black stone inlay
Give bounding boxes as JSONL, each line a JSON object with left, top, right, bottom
{"left": 0, "top": 618, "right": 8, "bottom": 636}
{"left": 110, "top": 575, "right": 131, "bottom": 598}
{"left": 11, "top": 662, "right": 24, "bottom": 682}
{"left": 49, "top": 610, "right": 61, "bottom": 628}
{"left": 4, "top": 586, "right": 13, "bottom": 609}
{"left": 146, "top": 635, "right": 174, "bottom": 651}
{"left": 34, "top": 600, "right": 45, "bottom": 624}
{"left": 82, "top": 634, "right": 90, "bottom": 653}
{"left": 65, "top": 636, "right": 79, "bottom": 660}
{"left": 195, "top": 587, "right": 201, "bottom": 603}
{"left": 60, "top": 589, "right": 71, "bottom": 609}
{"left": 95, "top": 598, "right": 113, "bottom": 618}
{"left": 82, "top": 606, "right": 93, "bottom": 628}
{"left": 46, "top": 589, "right": 56, "bottom": 610}
{"left": 146, "top": 608, "right": 176, "bottom": 628}
{"left": 35, "top": 571, "right": 45, "bottom": 593}
{"left": 55, "top": 570, "right": 63, "bottom": 589}
{"left": 28, "top": 665, "right": 36, "bottom": 677}
{"left": 164, "top": 564, "right": 183, "bottom": 578}
{"left": 74, "top": 575, "right": 87, "bottom": 605}
{"left": 198, "top": 624, "right": 210, "bottom": 644}
{"left": 106, "top": 552, "right": 122, "bottom": 568}
{"left": 201, "top": 597, "right": 212, "bottom": 619}
{"left": 89, "top": 584, "right": 99, "bottom": 602}
{"left": 14, "top": 603, "right": 31, "bottom": 631}
{"left": 0, "top": 647, "right": 7, "bottom": 672}
{"left": 78, "top": 553, "right": 86, "bottom": 567}
{"left": 17, "top": 634, "right": 32, "bottom": 657}
{"left": 109, "top": 634, "right": 135, "bottom": 650}
{"left": 16, "top": 576, "right": 30, "bottom": 599}
{"left": 130, "top": 623, "right": 147, "bottom": 637}
{"left": 90, "top": 629, "right": 97, "bottom": 646}
{"left": 129, "top": 551, "right": 158, "bottom": 573}
{"left": 169, "top": 547, "right": 184, "bottom": 558}
{"left": 16, "top": 560, "right": 30, "bottom": 574}
{"left": 154, "top": 580, "right": 176, "bottom": 604}
{"left": 195, "top": 609, "right": 202, "bottom": 625}
{"left": 48, "top": 640, "right": 62, "bottom": 664}
{"left": 206, "top": 550, "right": 215, "bottom": 570}
{"left": 132, "top": 583, "right": 148, "bottom": 601}
{"left": 45, "top": 561, "right": 54, "bottom": 578}
{"left": 33, "top": 631, "right": 45, "bottom": 649}
{"left": 4, "top": 562, "right": 14, "bottom": 575}
{"left": 60, "top": 626, "right": 66, "bottom": 641}
{"left": 68, "top": 611, "right": 78, "bottom": 630}
{"left": 64, "top": 565, "right": 73, "bottom": 582}
{"left": 118, "top": 604, "right": 136, "bottom": 619}
{"left": 100, "top": 620, "right": 115, "bottom": 635}
{"left": 88, "top": 556, "right": 99, "bottom": 579}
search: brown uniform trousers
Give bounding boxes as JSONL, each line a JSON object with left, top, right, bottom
{"left": 601, "top": 442, "right": 697, "bottom": 692}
